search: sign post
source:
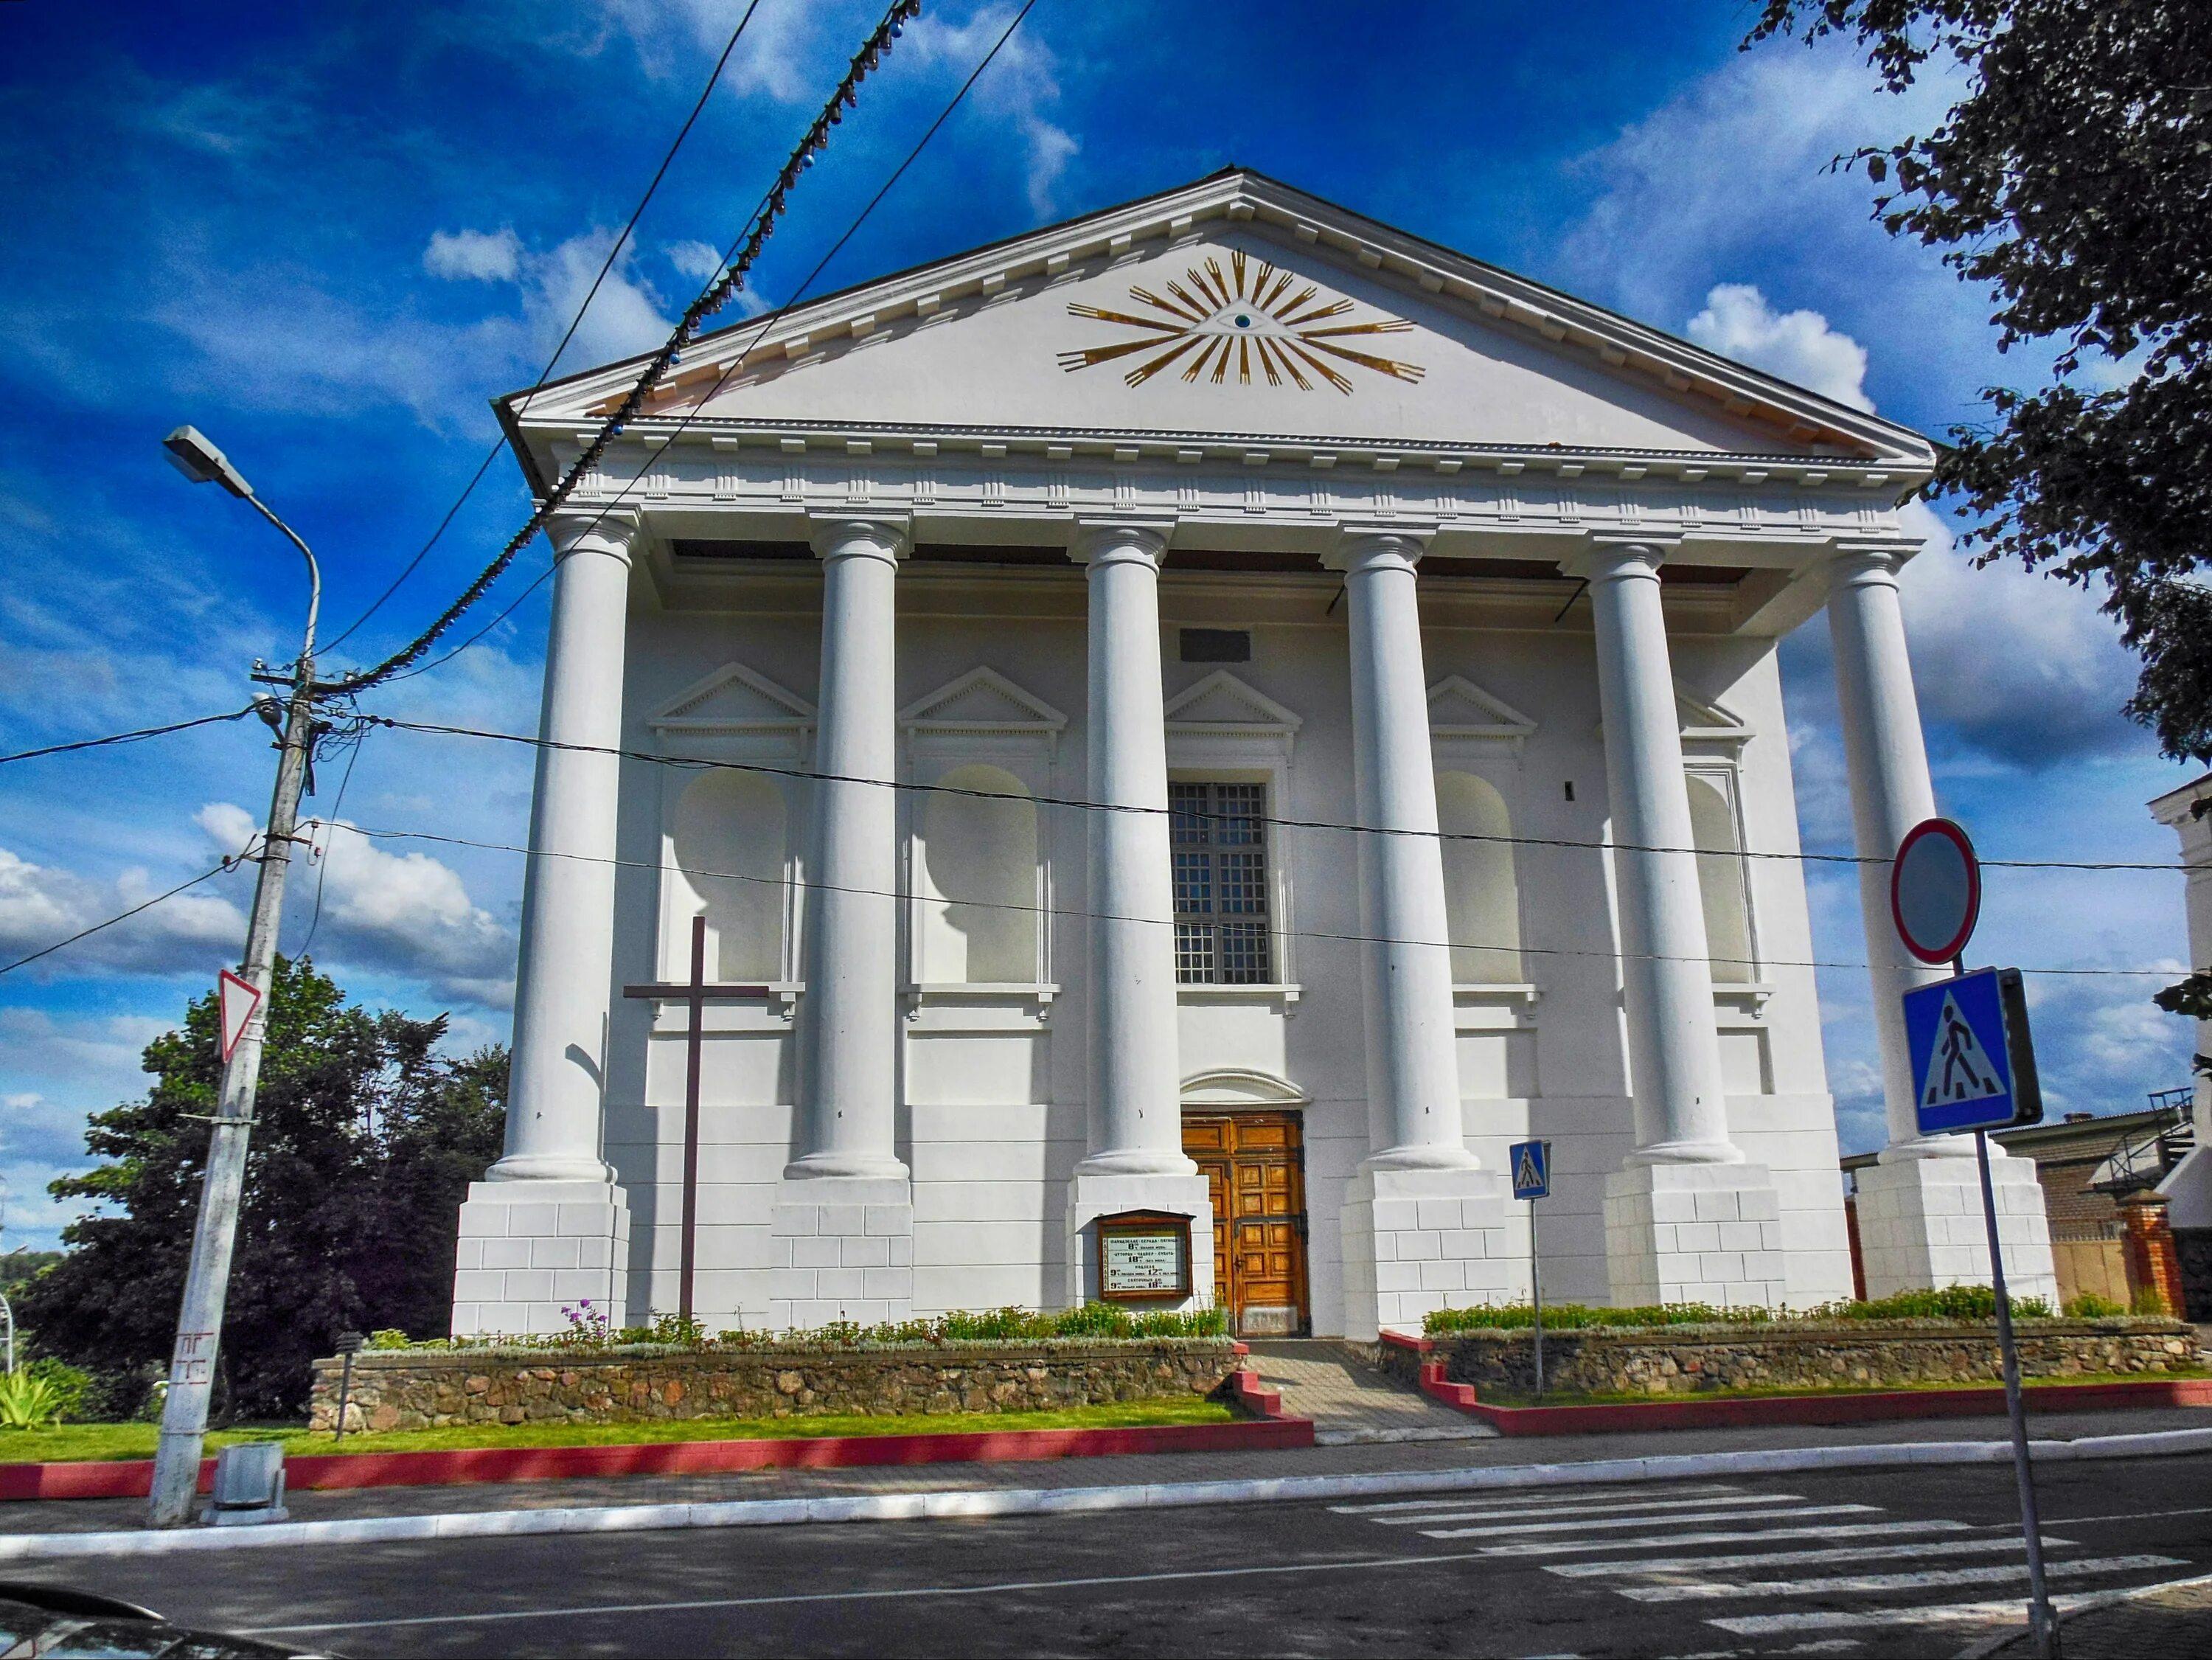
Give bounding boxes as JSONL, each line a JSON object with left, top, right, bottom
{"left": 1509, "top": 1140, "right": 1551, "bottom": 1400}
{"left": 1892, "top": 819, "right": 2057, "bottom": 1659}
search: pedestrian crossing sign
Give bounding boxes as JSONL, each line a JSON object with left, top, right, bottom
{"left": 1902, "top": 966, "right": 2043, "bottom": 1136}
{"left": 1509, "top": 1139, "right": 1551, "bottom": 1201}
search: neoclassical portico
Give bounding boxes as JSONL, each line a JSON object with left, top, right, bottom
{"left": 451, "top": 167, "right": 2053, "bottom": 1338}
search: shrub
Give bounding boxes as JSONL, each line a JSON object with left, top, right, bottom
{"left": 0, "top": 1361, "right": 91, "bottom": 1430}
{"left": 1422, "top": 1285, "right": 2062, "bottom": 1336}
{"left": 364, "top": 1302, "right": 1229, "bottom": 1353}
{"left": 2065, "top": 1293, "right": 2126, "bottom": 1319}
{"left": 2132, "top": 1285, "right": 2173, "bottom": 1317}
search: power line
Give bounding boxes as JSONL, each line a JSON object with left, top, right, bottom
{"left": 375, "top": 0, "right": 1044, "bottom": 689}
{"left": 0, "top": 860, "right": 237, "bottom": 979}
{"left": 313, "top": 819, "right": 2183, "bottom": 982}
{"left": 324, "top": 0, "right": 931, "bottom": 697}
{"left": 0, "top": 707, "right": 256, "bottom": 768}
{"left": 362, "top": 714, "right": 2206, "bottom": 875}
{"left": 318, "top": 1, "right": 767, "bottom": 659}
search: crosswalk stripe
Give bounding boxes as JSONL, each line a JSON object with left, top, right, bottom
{"left": 1421, "top": 1503, "right": 1879, "bottom": 1541}
{"left": 1482, "top": 1519, "right": 1980, "bottom": 1557}
{"left": 1619, "top": 1553, "right": 2185, "bottom": 1602}
{"left": 1370, "top": 1492, "right": 1806, "bottom": 1529}
{"left": 1330, "top": 1484, "right": 1745, "bottom": 1516}
{"left": 1372, "top": 1492, "right": 1806, "bottom": 1528}
{"left": 1708, "top": 1588, "right": 2138, "bottom": 1635}
{"left": 1543, "top": 1535, "right": 2079, "bottom": 1578}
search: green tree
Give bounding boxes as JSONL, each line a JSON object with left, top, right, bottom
{"left": 18, "top": 958, "right": 504, "bottom": 1420}
{"left": 1749, "top": 0, "right": 2212, "bottom": 761}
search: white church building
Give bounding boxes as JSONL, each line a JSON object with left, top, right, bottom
{"left": 448, "top": 170, "right": 2058, "bottom": 1342}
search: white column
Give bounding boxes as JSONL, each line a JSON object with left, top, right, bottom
{"left": 771, "top": 516, "right": 914, "bottom": 1329}
{"left": 451, "top": 510, "right": 635, "bottom": 1336}
{"left": 1062, "top": 522, "right": 1211, "bottom": 1312}
{"left": 1329, "top": 529, "right": 1512, "bottom": 1341}
{"left": 1571, "top": 539, "right": 1784, "bottom": 1308}
{"left": 1829, "top": 544, "right": 2056, "bottom": 1301}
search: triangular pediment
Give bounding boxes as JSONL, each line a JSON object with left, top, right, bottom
{"left": 507, "top": 171, "right": 1933, "bottom": 477}
{"left": 1164, "top": 670, "right": 1302, "bottom": 733}
{"left": 651, "top": 663, "right": 813, "bottom": 732}
{"left": 900, "top": 666, "right": 1067, "bottom": 732}
{"left": 1427, "top": 676, "right": 1537, "bottom": 739}
{"left": 1677, "top": 689, "right": 1751, "bottom": 746}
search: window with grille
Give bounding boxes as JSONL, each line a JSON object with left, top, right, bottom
{"left": 1170, "top": 782, "right": 1273, "bottom": 984}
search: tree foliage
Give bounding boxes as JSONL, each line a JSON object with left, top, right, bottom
{"left": 1750, "top": 0, "right": 2212, "bottom": 760}
{"left": 17, "top": 958, "right": 505, "bottom": 1420}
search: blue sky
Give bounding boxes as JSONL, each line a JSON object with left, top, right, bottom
{"left": 1, "top": 0, "right": 2198, "bottom": 1250}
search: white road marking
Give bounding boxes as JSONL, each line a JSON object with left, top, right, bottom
{"left": 243, "top": 1547, "right": 1527, "bottom": 1636}
{"left": 1618, "top": 1554, "right": 2185, "bottom": 1602}
{"left": 1542, "top": 1536, "right": 2079, "bottom": 1578}
{"left": 1327, "top": 1496, "right": 1743, "bottom": 1522}
{"left": 1483, "top": 1520, "right": 1981, "bottom": 1557}
{"left": 1708, "top": 1588, "right": 2152, "bottom": 1635}
{"left": 1372, "top": 1493, "right": 1807, "bottom": 1528}
{"left": 1421, "top": 1504, "right": 1880, "bottom": 1541}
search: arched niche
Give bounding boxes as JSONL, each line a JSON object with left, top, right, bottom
{"left": 668, "top": 769, "right": 788, "bottom": 982}
{"left": 1686, "top": 770, "right": 1755, "bottom": 983}
{"left": 1436, "top": 770, "right": 1523, "bottom": 984}
{"left": 917, "top": 763, "right": 1038, "bottom": 984}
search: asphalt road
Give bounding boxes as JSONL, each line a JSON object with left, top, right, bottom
{"left": 15, "top": 1454, "right": 2212, "bottom": 1658}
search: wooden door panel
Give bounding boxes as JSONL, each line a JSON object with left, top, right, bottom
{"left": 1185, "top": 1111, "right": 1309, "bottom": 1337}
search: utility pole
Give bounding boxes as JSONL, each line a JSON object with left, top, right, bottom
{"left": 147, "top": 426, "right": 324, "bottom": 1529}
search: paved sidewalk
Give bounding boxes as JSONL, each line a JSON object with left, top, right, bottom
{"left": 1240, "top": 1338, "right": 1494, "bottom": 1443}
{"left": 2, "top": 1404, "right": 2203, "bottom": 1539}
{"left": 1979, "top": 1573, "right": 2212, "bottom": 1656}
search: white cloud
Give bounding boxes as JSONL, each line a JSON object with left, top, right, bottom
{"left": 1686, "top": 284, "right": 1872, "bottom": 411}
{"left": 664, "top": 238, "right": 724, "bottom": 283}
{"left": 908, "top": 3, "right": 1077, "bottom": 218}
{"left": 0, "top": 844, "right": 246, "bottom": 979}
{"left": 425, "top": 226, "right": 523, "bottom": 282}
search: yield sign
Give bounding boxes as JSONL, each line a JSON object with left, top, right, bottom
{"left": 217, "top": 969, "right": 262, "bottom": 1063}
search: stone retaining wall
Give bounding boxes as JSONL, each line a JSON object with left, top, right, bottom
{"left": 307, "top": 1340, "right": 1239, "bottom": 1434}
{"left": 1368, "top": 1319, "right": 2199, "bottom": 1398}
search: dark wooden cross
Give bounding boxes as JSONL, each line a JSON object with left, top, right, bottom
{"left": 622, "top": 915, "right": 766, "bottom": 1323}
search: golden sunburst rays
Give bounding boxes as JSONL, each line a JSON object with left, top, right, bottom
{"left": 1057, "top": 249, "right": 1425, "bottom": 393}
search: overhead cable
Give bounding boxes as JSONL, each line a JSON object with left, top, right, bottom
{"left": 0, "top": 860, "right": 237, "bottom": 979}
{"left": 0, "top": 707, "right": 257, "bottom": 767}
{"left": 318, "top": 0, "right": 767, "bottom": 659}
{"left": 363, "top": 715, "right": 2207, "bottom": 875}
{"left": 324, "top": 0, "right": 929, "bottom": 696}
{"left": 315, "top": 820, "right": 2184, "bottom": 981}
{"left": 375, "top": 0, "right": 1044, "bottom": 688}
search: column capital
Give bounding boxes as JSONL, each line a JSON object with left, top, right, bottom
{"left": 807, "top": 514, "right": 910, "bottom": 563}
{"left": 1324, "top": 523, "right": 1437, "bottom": 573}
{"left": 1069, "top": 518, "right": 1173, "bottom": 569}
{"left": 1560, "top": 534, "right": 1680, "bottom": 584}
{"left": 1827, "top": 538, "right": 1922, "bottom": 586}
{"left": 545, "top": 507, "right": 641, "bottom": 563}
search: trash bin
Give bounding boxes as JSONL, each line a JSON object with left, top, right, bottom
{"left": 203, "top": 1441, "right": 288, "bottom": 1527}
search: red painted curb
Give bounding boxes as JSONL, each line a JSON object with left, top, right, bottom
{"left": 1228, "top": 1368, "right": 1292, "bottom": 1420}
{"left": 0, "top": 1415, "right": 1316, "bottom": 1502}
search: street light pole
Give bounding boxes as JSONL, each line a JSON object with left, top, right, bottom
{"left": 147, "top": 426, "right": 324, "bottom": 1529}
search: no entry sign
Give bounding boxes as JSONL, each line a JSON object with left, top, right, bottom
{"left": 1891, "top": 817, "right": 1981, "bottom": 965}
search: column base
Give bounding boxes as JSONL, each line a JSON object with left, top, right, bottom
{"left": 451, "top": 1181, "right": 630, "bottom": 1338}
{"left": 1603, "top": 1162, "right": 1787, "bottom": 1310}
{"left": 769, "top": 1175, "right": 913, "bottom": 1330}
{"left": 1340, "top": 1167, "right": 1516, "bottom": 1344}
{"left": 1065, "top": 1172, "right": 1215, "bottom": 1314}
{"left": 1854, "top": 1149, "right": 2059, "bottom": 1304}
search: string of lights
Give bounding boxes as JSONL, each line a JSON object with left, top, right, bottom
{"left": 309, "top": 818, "right": 2184, "bottom": 982}
{"left": 373, "top": 0, "right": 1044, "bottom": 689}
{"left": 322, "top": 0, "right": 928, "bottom": 697}
{"left": 364, "top": 714, "right": 2209, "bottom": 875}
{"left": 317, "top": 1, "right": 768, "bottom": 660}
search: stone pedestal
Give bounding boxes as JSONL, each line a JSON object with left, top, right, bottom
{"left": 1853, "top": 1151, "right": 2059, "bottom": 1305}
{"left": 451, "top": 1180, "right": 630, "bottom": 1337}
{"left": 768, "top": 1176, "right": 914, "bottom": 1330}
{"left": 1603, "top": 1162, "right": 1787, "bottom": 1310}
{"left": 1064, "top": 1172, "right": 1214, "bottom": 1313}
{"left": 1340, "top": 1167, "right": 1514, "bottom": 1341}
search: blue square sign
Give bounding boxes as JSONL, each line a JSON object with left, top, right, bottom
{"left": 1509, "top": 1139, "right": 1551, "bottom": 1201}
{"left": 1902, "top": 966, "right": 2042, "bottom": 1136}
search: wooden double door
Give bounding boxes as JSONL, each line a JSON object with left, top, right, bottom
{"left": 1184, "top": 1112, "right": 1310, "bottom": 1337}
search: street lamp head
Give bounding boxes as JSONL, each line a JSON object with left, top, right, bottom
{"left": 162, "top": 425, "right": 253, "bottom": 499}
